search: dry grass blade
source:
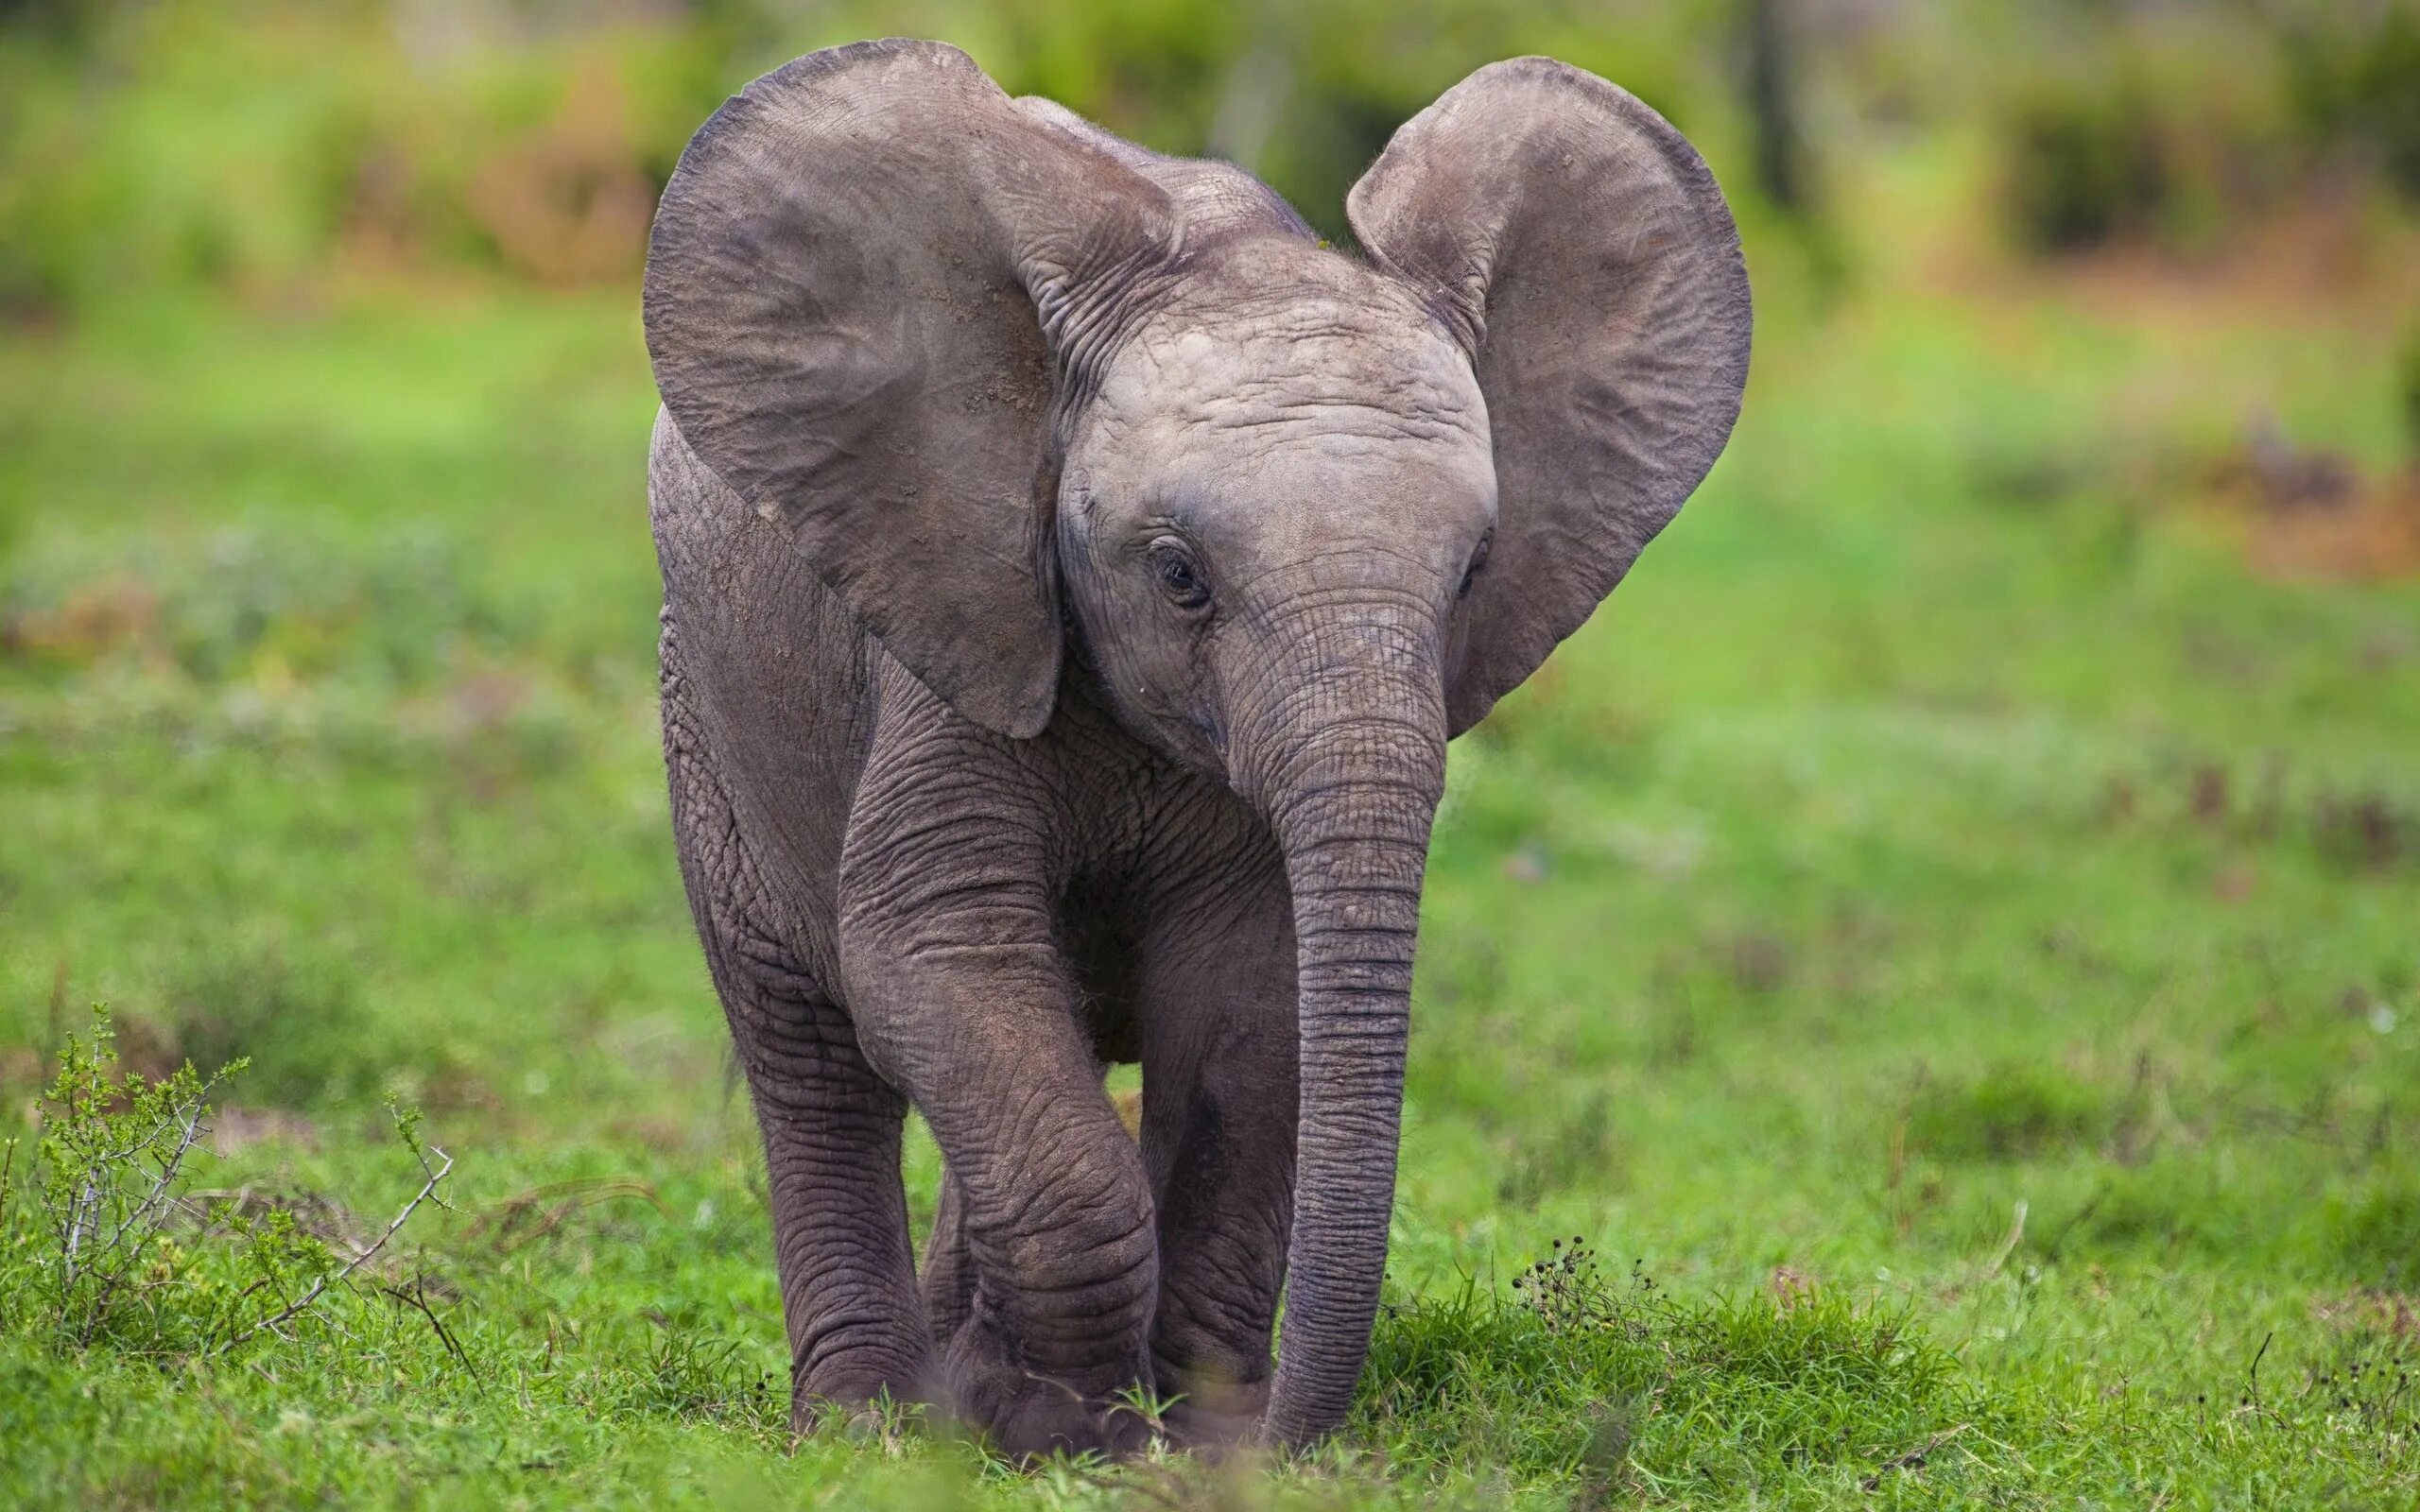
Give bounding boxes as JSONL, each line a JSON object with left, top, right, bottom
{"left": 1858, "top": 1423, "right": 1971, "bottom": 1491}
{"left": 463, "top": 1177, "right": 666, "bottom": 1252}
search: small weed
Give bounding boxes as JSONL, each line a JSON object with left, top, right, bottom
{"left": 1361, "top": 1242, "right": 1964, "bottom": 1492}
{"left": 2290, "top": 1321, "right": 2419, "bottom": 1437}
{"left": 0, "top": 1006, "right": 451, "bottom": 1362}
{"left": 627, "top": 1310, "right": 784, "bottom": 1429}
{"left": 8, "top": 1009, "right": 254, "bottom": 1351}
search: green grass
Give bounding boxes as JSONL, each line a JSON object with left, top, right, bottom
{"left": 4, "top": 175, "right": 2419, "bottom": 1505}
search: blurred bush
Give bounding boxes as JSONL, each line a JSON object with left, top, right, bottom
{"left": 1996, "top": 15, "right": 2298, "bottom": 258}
{"left": 2283, "top": 1, "right": 2420, "bottom": 202}
{"left": 0, "top": 0, "right": 1725, "bottom": 318}
{"left": 4, "top": 0, "right": 2416, "bottom": 316}
{"left": 0, "top": 524, "right": 528, "bottom": 688}
{"left": 1991, "top": 1, "right": 2420, "bottom": 259}
{"left": 1999, "top": 63, "right": 2174, "bottom": 254}
{"left": 0, "top": 1, "right": 736, "bottom": 312}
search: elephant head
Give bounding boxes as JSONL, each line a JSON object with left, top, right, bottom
{"left": 644, "top": 40, "right": 1749, "bottom": 1447}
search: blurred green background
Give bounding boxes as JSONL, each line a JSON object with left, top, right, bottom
{"left": 3, "top": 1, "right": 2418, "bottom": 1507}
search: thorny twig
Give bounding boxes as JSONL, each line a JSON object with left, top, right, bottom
{"left": 77, "top": 1075, "right": 228, "bottom": 1340}
{"left": 216, "top": 1144, "right": 453, "bottom": 1354}
{"left": 380, "top": 1277, "right": 469, "bottom": 1368}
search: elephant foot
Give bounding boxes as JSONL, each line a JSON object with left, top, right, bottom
{"left": 787, "top": 1360, "right": 942, "bottom": 1439}
{"left": 944, "top": 1314, "right": 1153, "bottom": 1461}
{"left": 1156, "top": 1364, "right": 1270, "bottom": 1455}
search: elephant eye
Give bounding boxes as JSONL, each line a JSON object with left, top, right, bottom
{"left": 1457, "top": 529, "right": 1494, "bottom": 600}
{"left": 1150, "top": 537, "right": 1212, "bottom": 612}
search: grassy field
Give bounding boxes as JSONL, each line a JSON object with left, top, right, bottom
{"left": 3, "top": 137, "right": 2417, "bottom": 1506}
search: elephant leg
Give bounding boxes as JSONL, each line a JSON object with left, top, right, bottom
{"left": 664, "top": 667, "right": 927, "bottom": 1422}
{"left": 838, "top": 736, "right": 1158, "bottom": 1458}
{"left": 1138, "top": 856, "right": 1300, "bottom": 1450}
{"left": 716, "top": 951, "right": 931, "bottom": 1422}
{"left": 920, "top": 1165, "right": 977, "bottom": 1349}
{"left": 851, "top": 961, "right": 1158, "bottom": 1457}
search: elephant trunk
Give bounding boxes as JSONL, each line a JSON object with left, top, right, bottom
{"left": 1233, "top": 597, "right": 1447, "bottom": 1448}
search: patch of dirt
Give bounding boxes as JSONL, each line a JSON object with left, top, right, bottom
{"left": 2053, "top": 196, "right": 2419, "bottom": 318}
{"left": 0, "top": 575, "right": 160, "bottom": 663}
{"left": 0, "top": 1046, "right": 43, "bottom": 1092}
{"left": 1931, "top": 190, "right": 2420, "bottom": 324}
{"left": 2313, "top": 1290, "right": 2418, "bottom": 1342}
{"left": 460, "top": 60, "right": 654, "bottom": 287}
{"left": 2196, "top": 417, "right": 2420, "bottom": 581}
{"left": 1769, "top": 1265, "right": 1819, "bottom": 1311}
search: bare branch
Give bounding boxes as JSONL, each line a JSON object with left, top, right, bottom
{"left": 216, "top": 1146, "right": 452, "bottom": 1356}
{"left": 95, "top": 1091, "right": 214, "bottom": 1263}
{"left": 75, "top": 1076, "right": 222, "bottom": 1342}
{"left": 380, "top": 1277, "right": 470, "bottom": 1368}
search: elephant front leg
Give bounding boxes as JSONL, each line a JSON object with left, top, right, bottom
{"left": 838, "top": 776, "right": 1157, "bottom": 1458}
{"left": 848, "top": 936, "right": 1159, "bottom": 1457}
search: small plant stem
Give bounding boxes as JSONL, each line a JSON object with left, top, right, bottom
{"left": 380, "top": 1279, "right": 469, "bottom": 1368}
{"left": 76, "top": 1074, "right": 225, "bottom": 1345}
{"left": 1982, "top": 1199, "right": 2029, "bottom": 1280}
{"left": 216, "top": 1146, "right": 453, "bottom": 1354}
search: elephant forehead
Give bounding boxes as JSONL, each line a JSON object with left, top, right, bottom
{"left": 1088, "top": 300, "right": 1491, "bottom": 469}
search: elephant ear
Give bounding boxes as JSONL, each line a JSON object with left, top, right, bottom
{"left": 644, "top": 41, "right": 1175, "bottom": 738}
{"left": 1347, "top": 58, "right": 1751, "bottom": 735}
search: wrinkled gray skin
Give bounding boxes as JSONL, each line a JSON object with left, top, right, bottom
{"left": 642, "top": 40, "right": 1749, "bottom": 1458}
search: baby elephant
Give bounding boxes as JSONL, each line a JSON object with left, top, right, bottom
{"left": 643, "top": 40, "right": 1748, "bottom": 1457}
